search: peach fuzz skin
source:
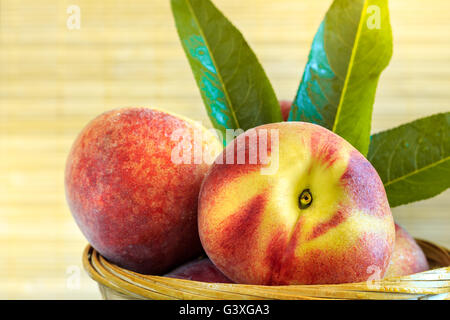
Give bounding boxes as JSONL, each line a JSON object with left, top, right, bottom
{"left": 165, "top": 258, "right": 233, "bottom": 283}
{"left": 65, "top": 107, "right": 222, "bottom": 274}
{"left": 384, "top": 223, "right": 429, "bottom": 278}
{"left": 198, "top": 122, "right": 395, "bottom": 285}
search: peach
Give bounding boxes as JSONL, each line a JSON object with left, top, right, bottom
{"left": 384, "top": 223, "right": 429, "bottom": 278}
{"left": 198, "top": 122, "right": 395, "bottom": 285}
{"left": 65, "top": 108, "right": 222, "bottom": 274}
{"left": 279, "top": 100, "right": 292, "bottom": 121}
{"left": 164, "top": 258, "right": 233, "bottom": 283}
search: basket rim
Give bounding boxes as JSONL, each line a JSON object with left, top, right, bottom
{"left": 82, "top": 238, "right": 450, "bottom": 300}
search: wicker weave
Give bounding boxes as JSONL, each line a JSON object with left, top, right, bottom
{"left": 82, "top": 239, "right": 450, "bottom": 300}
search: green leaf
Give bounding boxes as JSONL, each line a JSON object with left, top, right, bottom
{"left": 171, "top": 0, "right": 282, "bottom": 143}
{"left": 289, "top": 0, "right": 393, "bottom": 156}
{"left": 368, "top": 113, "right": 450, "bottom": 207}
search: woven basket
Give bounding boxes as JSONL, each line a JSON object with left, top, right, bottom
{"left": 82, "top": 239, "right": 450, "bottom": 300}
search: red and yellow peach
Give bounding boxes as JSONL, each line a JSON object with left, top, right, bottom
{"left": 198, "top": 122, "right": 395, "bottom": 285}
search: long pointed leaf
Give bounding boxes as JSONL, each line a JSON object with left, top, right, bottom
{"left": 368, "top": 113, "right": 450, "bottom": 207}
{"left": 171, "top": 0, "right": 282, "bottom": 143}
{"left": 289, "top": 0, "right": 393, "bottom": 156}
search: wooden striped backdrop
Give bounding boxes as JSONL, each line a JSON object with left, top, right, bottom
{"left": 0, "top": 0, "right": 448, "bottom": 299}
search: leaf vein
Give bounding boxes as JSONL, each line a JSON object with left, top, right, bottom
{"left": 384, "top": 156, "right": 450, "bottom": 187}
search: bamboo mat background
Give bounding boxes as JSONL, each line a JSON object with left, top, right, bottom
{"left": 0, "top": 0, "right": 449, "bottom": 299}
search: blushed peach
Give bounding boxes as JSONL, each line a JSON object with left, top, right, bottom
{"left": 65, "top": 108, "right": 222, "bottom": 274}
{"left": 279, "top": 100, "right": 292, "bottom": 121}
{"left": 165, "top": 258, "right": 233, "bottom": 283}
{"left": 384, "top": 223, "right": 429, "bottom": 278}
{"left": 198, "top": 122, "right": 395, "bottom": 285}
